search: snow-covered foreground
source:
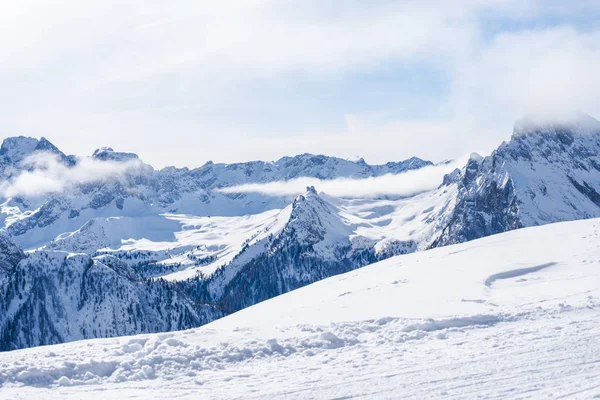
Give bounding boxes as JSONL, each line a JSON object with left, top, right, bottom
{"left": 2, "top": 219, "right": 600, "bottom": 399}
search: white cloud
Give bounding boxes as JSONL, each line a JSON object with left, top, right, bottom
{"left": 1, "top": 1, "right": 600, "bottom": 167}
{"left": 219, "top": 158, "right": 468, "bottom": 198}
{"left": 0, "top": 152, "right": 147, "bottom": 198}
{"left": 453, "top": 27, "right": 600, "bottom": 117}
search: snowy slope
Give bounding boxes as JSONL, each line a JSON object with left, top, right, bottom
{"left": 1, "top": 218, "right": 599, "bottom": 399}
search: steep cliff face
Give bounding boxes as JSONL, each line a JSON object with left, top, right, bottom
{"left": 432, "top": 154, "right": 521, "bottom": 246}
{"left": 434, "top": 113, "right": 600, "bottom": 246}
{"left": 0, "top": 233, "right": 24, "bottom": 277}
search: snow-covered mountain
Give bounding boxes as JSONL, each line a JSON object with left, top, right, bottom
{"left": 2, "top": 113, "right": 600, "bottom": 351}
{"left": 0, "top": 138, "right": 435, "bottom": 349}
{"left": 0, "top": 249, "right": 223, "bottom": 351}
{"left": 1, "top": 218, "right": 598, "bottom": 398}
{"left": 0, "top": 136, "right": 75, "bottom": 179}
{"left": 0, "top": 140, "right": 431, "bottom": 249}
{"left": 434, "top": 112, "right": 600, "bottom": 246}
{"left": 198, "top": 187, "right": 404, "bottom": 312}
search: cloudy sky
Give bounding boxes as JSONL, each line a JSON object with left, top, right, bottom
{"left": 1, "top": 0, "right": 600, "bottom": 168}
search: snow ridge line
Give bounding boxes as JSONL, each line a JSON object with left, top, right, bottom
{"left": 401, "top": 314, "right": 502, "bottom": 332}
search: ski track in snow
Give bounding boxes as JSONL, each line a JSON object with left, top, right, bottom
{"left": 484, "top": 262, "right": 558, "bottom": 287}
{"left": 1, "top": 219, "right": 600, "bottom": 399}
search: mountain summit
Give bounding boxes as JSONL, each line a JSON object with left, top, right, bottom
{"left": 435, "top": 112, "right": 600, "bottom": 246}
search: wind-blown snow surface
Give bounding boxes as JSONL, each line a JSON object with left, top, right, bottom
{"left": 1, "top": 219, "right": 599, "bottom": 399}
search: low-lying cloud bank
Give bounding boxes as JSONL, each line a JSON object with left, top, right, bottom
{"left": 1, "top": 152, "right": 468, "bottom": 200}
{"left": 219, "top": 157, "right": 468, "bottom": 198}
{"left": 0, "top": 152, "right": 147, "bottom": 198}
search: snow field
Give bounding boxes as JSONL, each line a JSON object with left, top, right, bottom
{"left": 1, "top": 218, "right": 599, "bottom": 398}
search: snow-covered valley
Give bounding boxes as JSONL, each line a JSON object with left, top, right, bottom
{"left": 1, "top": 218, "right": 599, "bottom": 399}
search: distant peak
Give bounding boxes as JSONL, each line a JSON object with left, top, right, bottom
{"left": 346, "top": 156, "right": 366, "bottom": 164}
{"left": 92, "top": 147, "right": 139, "bottom": 162}
{"left": 306, "top": 185, "right": 317, "bottom": 194}
{"left": 0, "top": 136, "right": 74, "bottom": 168}
{"left": 0, "top": 136, "right": 39, "bottom": 159}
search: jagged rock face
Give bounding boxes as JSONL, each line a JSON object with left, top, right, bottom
{"left": 498, "top": 115, "right": 600, "bottom": 225}
{"left": 433, "top": 155, "right": 521, "bottom": 246}
{"left": 0, "top": 252, "right": 223, "bottom": 351}
{"left": 434, "top": 114, "right": 600, "bottom": 246}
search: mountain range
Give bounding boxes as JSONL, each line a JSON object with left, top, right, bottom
{"left": 1, "top": 112, "right": 600, "bottom": 350}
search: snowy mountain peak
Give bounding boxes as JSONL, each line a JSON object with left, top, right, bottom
{"left": 0, "top": 136, "right": 39, "bottom": 162}
{"left": 291, "top": 186, "right": 328, "bottom": 213}
{"left": 287, "top": 187, "right": 349, "bottom": 250}
{"left": 0, "top": 136, "right": 74, "bottom": 172}
{"left": 512, "top": 112, "right": 600, "bottom": 139}
{"left": 0, "top": 137, "right": 47, "bottom": 168}
{"left": 501, "top": 112, "right": 600, "bottom": 166}
{"left": 92, "top": 147, "right": 140, "bottom": 162}
{"left": 434, "top": 113, "right": 600, "bottom": 248}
